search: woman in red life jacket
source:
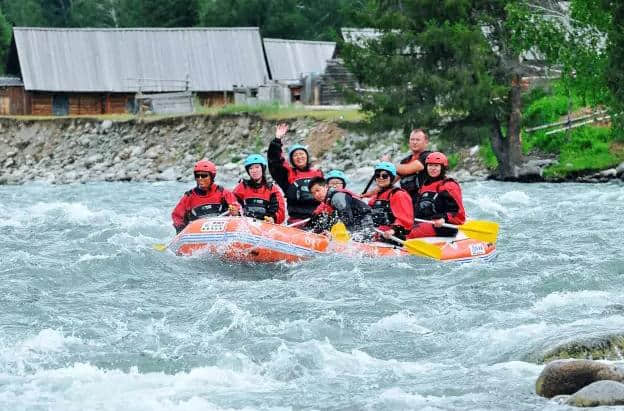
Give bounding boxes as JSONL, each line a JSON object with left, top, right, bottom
{"left": 233, "top": 154, "right": 286, "bottom": 224}
{"left": 267, "top": 123, "right": 323, "bottom": 225}
{"left": 367, "top": 162, "right": 414, "bottom": 242}
{"left": 171, "top": 160, "right": 240, "bottom": 234}
{"left": 408, "top": 152, "right": 466, "bottom": 238}
{"left": 308, "top": 176, "right": 374, "bottom": 237}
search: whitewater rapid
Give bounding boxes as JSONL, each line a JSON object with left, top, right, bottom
{"left": 1, "top": 180, "right": 623, "bottom": 410}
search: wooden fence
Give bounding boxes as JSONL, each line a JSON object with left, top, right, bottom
{"left": 525, "top": 110, "right": 610, "bottom": 135}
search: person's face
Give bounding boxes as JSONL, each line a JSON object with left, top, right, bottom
{"left": 427, "top": 163, "right": 442, "bottom": 178}
{"left": 247, "top": 164, "right": 263, "bottom": 181}
{"left": 291, "top": 150, "right": 308, "bottom": 169}
{"left": 374, "top": 170, "right": 392, "bottom": 189}
{"left": 195, "top": 172, "right": 213, "bottom": 190}
{"left": 409, "top": 130, "right": 428, "bottom": 153}
{"left": 327, "top": 178, "right": 344, "bottom": 190}
{"left": 310, "top": 184, "right": 328, "bottom": 202}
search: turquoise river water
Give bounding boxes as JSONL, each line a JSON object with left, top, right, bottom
{"left": 1, "top": 180, "right": 623, "bottom": 410}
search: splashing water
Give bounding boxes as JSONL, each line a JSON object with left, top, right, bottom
{"left": 1, "top": 180, "right": 623, "bottom": 410}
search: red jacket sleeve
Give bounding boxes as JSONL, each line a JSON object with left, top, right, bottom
{"left": 171, "top": 193, "right": 190, "bottom": 229}
{"left": 390, "top": 190, "right": 414, "bottom": 231}
{"left": 272, "top": 185, "right": 286, "bottom": 224}
{"left": 439, "top": 181, "right": 466, "bottom": 225}
{"left": 232, "top": 182, "right": 245, "bottom": 204}
{"left": 222, "top": 188, "right": 241, "bottom": 213}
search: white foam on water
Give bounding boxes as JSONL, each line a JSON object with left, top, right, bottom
{"left": 486, "top": 360, "right": 542, "bottom": 377}
{"left": 499, "top": 190, "right": 531, "bottom": 205}
{"left": 0, "top": 329, "right": 86, "bottom": 375}
{"left": 263, "top": 339, "right": 433, "bottom": 382}
{"left": 0, "top": 362, "right": 284, "bottom": 411}
{"left": 464, "top": 195, "right": 509, "bottom": 218}
{"left": 532, "top": 290, "right": 615, "bottom": 313}
{"left": 366, "top": 310, "right": 432, "bottom": 336}
{"left": 76, "top": 253, "right": 113, "bottom": 263}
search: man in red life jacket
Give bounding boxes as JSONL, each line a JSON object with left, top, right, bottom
{"left": 408, "top": 152, "right": 466, "bottom": 238}
{"left": 171, "top": 160, "right": 240, "bottom": 234}
{"left": 267, "top": 123, "right": 323, "bottom": 226}
{"left": 233, "top": 154, "right": 286, "bottom": 224}
{"left": 367, "top": 162, "right": 414, "bottom": 242}
{"left": 308, "top": 177, "right": 374, "bottom": 238}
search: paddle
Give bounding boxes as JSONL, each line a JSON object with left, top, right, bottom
{"left": 330, "top": 221, "right": 350, "bottom": 243}
{"left": 361, "top": 175, "right": 375, "bottom": 196}
{"left": 373, "top": 228, "right": 441, "bottom": 260}
{"left": 286, "top": 218, "right": 310, "bottom": 228}
{"left": 414, "top": 218, "right": 499, "bottom": 244}
{"left": 153, "top": 210, "right": 231, "bottom": 252}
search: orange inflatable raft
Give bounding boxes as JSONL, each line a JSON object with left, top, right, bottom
{"left": 167, "top": 217, "right": 496, "bottom": 263}
{"left": 167, "top": 216, "right": 496, "bottom": 263}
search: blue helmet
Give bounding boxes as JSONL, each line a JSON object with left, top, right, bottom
{"left": 288, "top": 144, "right": 309, "bottom": 166}
{"left": 374, "top": 161, "right": 397, "bottom": 177}
{"left": 326, "top": 169, "right": 349, "bottom": 187}
{"left": 243, "top": 154, "right": 267, "bottom": 169}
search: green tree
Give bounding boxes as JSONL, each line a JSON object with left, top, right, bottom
{"left": 197, "top": 0, "right": 358, "bottom": 40}
{"left": 342, "top": 0, "right": 532, "bottom": 179}
{"left": 0, "top": 0, "right": 46, "bottom": 26}
{"left": 0, "top": 9, "right": 11, "bottom": 72}
{"left": 605, "top": 1, "right": 624, "bottom": 139}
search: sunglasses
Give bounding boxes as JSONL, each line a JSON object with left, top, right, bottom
{"left": 374, "top": 172, "right": 391, "bottom": 179}
{"left": 194, "top": 173, "right": 211, "bottom": 179}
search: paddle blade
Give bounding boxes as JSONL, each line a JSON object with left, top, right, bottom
{"left": 330, "top": 222, "right": 350, "bottom": 243}
{"left": 459, "top": 220, "right": 499, "bottom": 243}
{"left": 153, "top": 243, "right": 168, "bottom": 252}
{"left": 403, "top": 239, "right": 442, "bottom": 260}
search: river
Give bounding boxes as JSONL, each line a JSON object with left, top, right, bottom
{"left": 1, "top": 180, "right": 623, "bottom": 410}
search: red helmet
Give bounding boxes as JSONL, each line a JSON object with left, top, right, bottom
{"left": 194, "top": 159, "right": 217, "bottom": 176}
{"left": 425, "top": 152, "right": 448, "bottom": 167}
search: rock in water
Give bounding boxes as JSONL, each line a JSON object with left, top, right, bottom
{"left": 566, "top": 380, "right": 624, "bottom": 407}
{"left": 536, "top": 359, "right": 624, "bottom": 398}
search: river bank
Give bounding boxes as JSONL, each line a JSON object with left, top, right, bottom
{"left": 0, "top": 115, "right": 623, "bottom": 185}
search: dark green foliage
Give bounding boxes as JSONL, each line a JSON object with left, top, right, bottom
{"left": 0, "top": 9, "right": 10, "bottom": 72}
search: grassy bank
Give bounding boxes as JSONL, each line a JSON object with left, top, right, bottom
{"left": 479, "top": 80, "right": 623, "bottom": 177}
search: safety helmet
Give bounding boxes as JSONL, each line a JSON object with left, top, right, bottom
{"left": 288, "top": 144, "right": 309, "bottom": 166}
{"left": 326, "top": 169, "right": 349, "bottom": 187}
{"left": 194, "top": 159, "right": 217, "bottom": 177}
{"left": 374, "top": 161, "right": 397, "bottom": 177}
{"left": 425, "top": 152, "right": 449, "bottom": 167}
{"left": 243, "top": 154, "right": 267, "bottom": 169}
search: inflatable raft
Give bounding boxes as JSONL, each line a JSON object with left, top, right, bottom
{"left": 167, "top": 216, "right": 496, "bottom": 263}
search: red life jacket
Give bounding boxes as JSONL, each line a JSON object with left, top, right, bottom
{"left": 171, "top": 184, "right": 237, "bottom": 230}
{"left": 416, "top": 178, "right": 466, "bottom": 226}
{"left": 233, "top": 179, "right": 285, "bottom": 224}
{"left": 368, "top": 187, "right": 414, "bottom": 231}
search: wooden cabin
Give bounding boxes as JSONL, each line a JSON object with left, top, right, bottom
{"left": 5, "top": 27, "right": 269, "bottom": 115}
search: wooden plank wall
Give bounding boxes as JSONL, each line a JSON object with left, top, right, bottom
{"left": 197, "top": 91, "right": 233, "bottom": 107}
{"left": 0, "top": 86, "right": 30, "bottom": 115}
{"left": 31, "top": 93, "right": 52, "bottom": 116}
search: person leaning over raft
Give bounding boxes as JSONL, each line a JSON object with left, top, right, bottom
{"left": 233, "top": 154, "right": 286, "bottom": 224}
{"left": 267, "top": 123, "right": 323, "bottom": 226}
{"left": 308, "top": 176, "right": 374, "bottom": 238}
{"left": 171, "top": 160, "right": 240, "bottom": 234}
{"left": 408, "top": 152, "right": 466, "bottom": 238}
{"left": 367, "top": 162, "right": 414, "bottom": 243}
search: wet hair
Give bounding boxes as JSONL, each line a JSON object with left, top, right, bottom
{"left": 308, "top": 176, "right": 328, "bottom": 191}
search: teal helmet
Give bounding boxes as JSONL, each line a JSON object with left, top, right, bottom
{"left": 374, "top": 161, "right": 397, "bottom": 177}
{"left": 326, "top": 169, "right": 349, "bottom": 187}
{"left": 243, "top": 154, "right": 267, "bottom": 169}
{"left": 288, "top": 144, "right": 309, "bottom": 166}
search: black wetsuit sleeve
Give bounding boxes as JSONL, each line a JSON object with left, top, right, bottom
{"left": 267, "top": 138, "right": 289, "bottom": 191}
{"left": 331, "top": 192, "right": 355, "bottom": 227}
{"left": 432, "top": 191, "right": 459, "bottom": 220}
